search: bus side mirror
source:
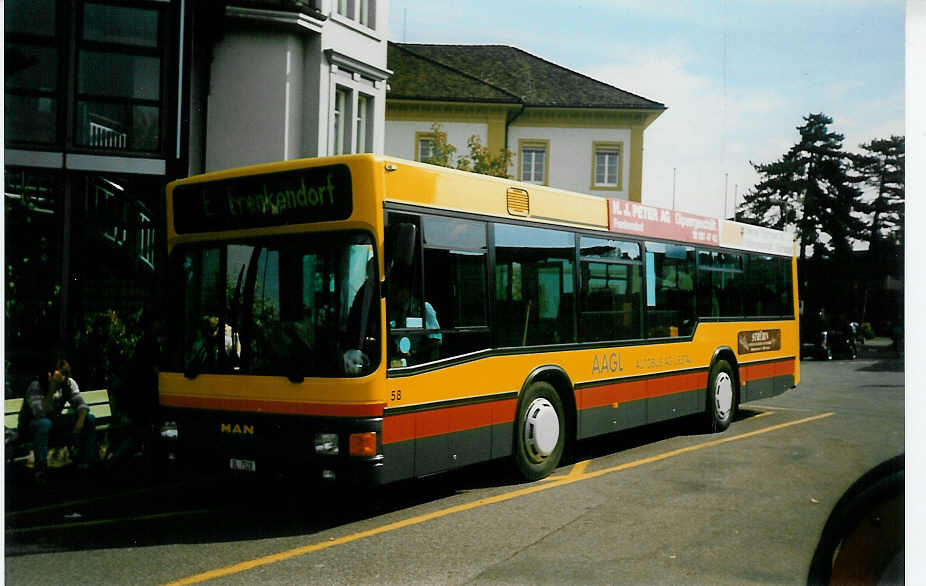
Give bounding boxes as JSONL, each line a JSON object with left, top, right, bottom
{"left": 389, "top": 223, "right": 417, "bottom": 268}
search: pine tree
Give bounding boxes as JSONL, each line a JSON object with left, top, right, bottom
{"left": 849, "top": 135, "right": 905, "bottom": 323}
{"left": 851, "top": 135, "right": 905, "bottom": 247}
{"left": 738, "top": 113, "right": 864, "bottom": 262}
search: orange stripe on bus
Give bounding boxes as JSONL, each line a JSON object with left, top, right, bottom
{"left": 577, "top": 371, "right": 708, "bottom": 410}
{"left": 742, "top": 358, "right": 794, "bottom": 382}
{"left": 382, "top": 399, "right": 517, "bottom": 444}
{"left": 159, "top": 395, "right": 385, "bottom": 418}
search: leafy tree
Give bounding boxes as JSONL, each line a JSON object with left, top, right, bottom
{"left": 420, "top": 123, "right": 458, "bottom": 168}
{"left": 737, "top": 113, "right": 864, "bottom": 263}
{"left": 456, "top": 134, "right": 514, "bottom": 178}
{"left": 422, "top": 123, "right": 513, "bottom": 179}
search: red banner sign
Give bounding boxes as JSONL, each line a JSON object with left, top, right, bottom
{"left": 608, "top": 200, "right": 719, "bottom": 245}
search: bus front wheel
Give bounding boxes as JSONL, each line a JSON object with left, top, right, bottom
{"left": 706, "top": 359, "right": 736, "bottom": 432}
{"left": 513, "top": 381, "right": 565, "bottom": 481}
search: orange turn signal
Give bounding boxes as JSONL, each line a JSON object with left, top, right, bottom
{"left": 349, "top": 432, "right": 377, "bottom": 457}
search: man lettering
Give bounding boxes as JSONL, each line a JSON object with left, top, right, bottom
{"left": 297, "top": 180, "right": 308, "bottom": 207}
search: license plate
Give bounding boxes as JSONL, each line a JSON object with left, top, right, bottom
{"left": 229, "top": 458, "right": 256, "bottom": 472}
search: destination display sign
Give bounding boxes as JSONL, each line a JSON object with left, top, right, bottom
{"left": 608, "top": 199, "right": 719, "bottom": 246}
{"left": 172, "top": 164, "right": 352, "bottom": 233}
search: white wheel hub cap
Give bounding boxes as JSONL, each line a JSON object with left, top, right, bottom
{"left": 714, "top": 372, "right": 733, "bottom": 419}
{"left": 524, "top": 398, "right": 559, "bottom": 460}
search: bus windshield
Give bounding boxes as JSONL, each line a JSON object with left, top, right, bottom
{"left": 166, "top": 231, "right": 379, "bottom": 379}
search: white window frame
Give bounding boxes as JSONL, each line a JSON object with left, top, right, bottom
{"left": 359, "top": 0, "right": 375, "bottom": 28}
{"left": 591, "top": 141, "right": 623, "bottom": 191}
{"left": 327, "top": 50, "right": 388, "bottom": 157}
{"left": 330, "top": 81, "right": 376, "bottom": 156}
{"left": 333, "top": 87, "right": 348, "bottom": 155}
{"left": 356, "top": 93, "right": 372, "bottom": 153}
{"left": 334, "top": 0, "right": 376, "bottom": 29}
{"left": 415, "top": 132, "right": 437, "bottom": 162}
{"left": 519, "top": 139, "right": 549, "bottom": 185}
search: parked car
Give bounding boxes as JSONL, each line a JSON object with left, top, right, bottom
{"left": 801, "top": 311, "right": 858, "bottom": 360}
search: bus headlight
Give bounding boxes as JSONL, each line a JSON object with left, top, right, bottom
{"left": 315, "top": 433, "right": 339, "bottom": 456}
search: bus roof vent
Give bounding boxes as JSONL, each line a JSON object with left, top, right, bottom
{"left": 507, "top": 188, "right": 529, "bottom": 217}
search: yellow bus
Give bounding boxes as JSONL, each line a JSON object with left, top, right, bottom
{"left": 159, "top": 154, "right": 799, "bottom": 484}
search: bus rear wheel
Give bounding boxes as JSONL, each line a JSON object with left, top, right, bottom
{"left": 706, "top": 359, "right": 736, "bottom": 432}
{"left": 513, "top": 382, "right": 565, "bottom": 481}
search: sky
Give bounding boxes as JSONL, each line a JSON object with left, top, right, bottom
{"left": 387, "top": 0, "right": 906, "bottom": 219}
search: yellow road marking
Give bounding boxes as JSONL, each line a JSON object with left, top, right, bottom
{"left": 559, "top": 412, "right": 832, "bottom": 483}
{"left": 749, "top": 404, "right": 823, "bottom": 412}
{"left": 566, "top": 459, "right": 590, "bottom": 479}
{"left": 164, "top": 411, "right": 833, "bottom": 585}
{"left": 751, "top": 410, "right": 776, "bottom": 420}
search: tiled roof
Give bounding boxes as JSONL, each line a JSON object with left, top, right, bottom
{"left": 387, "top": 44, "right": 520, "bottom": 104}
{"left": 388, "top": 43, "right": 665, "bottom": 110}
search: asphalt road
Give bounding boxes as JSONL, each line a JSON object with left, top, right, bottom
{"left": 5, "top": 356, "right": 904, "bottom": 585}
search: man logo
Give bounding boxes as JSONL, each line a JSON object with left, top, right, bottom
{"left": 220, "top": 423, "right": 254, "bottom": 435}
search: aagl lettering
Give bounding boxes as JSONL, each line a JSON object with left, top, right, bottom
{"left": 592, "top": 352, "right": 623, "bottom": 375}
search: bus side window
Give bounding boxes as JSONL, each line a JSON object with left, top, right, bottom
{"left": 697, "top": 251, "right": 743, "bottom": 319}
{"left": 645, "top": 242, "right": 696, "bottom": 338}
{"left": 420, "top": 216, "right": 490, "bottom": 361}
{"left": 494, "top": 223, "right": 575, "bottom": 347}
{"left": 578, "top": 237, "right": 642, "bottom": 342}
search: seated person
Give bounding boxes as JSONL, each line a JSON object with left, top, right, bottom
{"left": 388, "top": 282, "right": 442, "bottom": 365}
{"left": 21, "top": 359, "right": 97, "bottom": 484}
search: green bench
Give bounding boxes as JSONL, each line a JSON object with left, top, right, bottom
{"left": 5, "top": 389, "right": 113, "bottom": 464}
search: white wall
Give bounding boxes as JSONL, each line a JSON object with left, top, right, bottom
{"left": 206, "top": 30, "right": 302, "bottom": 171}
{"left": 507, "top": 125, "right": 632, "bottom": 199}
{"left": 385, "top": 120, "right": 488, "bottom": 163}
{"left": 325, "top": 16, "right": 387, "bottom": 67}
{"left": 205, "top": 3, "right": 389, "bottom": 170}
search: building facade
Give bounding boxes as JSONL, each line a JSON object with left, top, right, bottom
{"left": 4, "top": 0, "right": 388, "bottom": 392}
{"left": 384, "top": 43, "right": 665, "bottom": 201}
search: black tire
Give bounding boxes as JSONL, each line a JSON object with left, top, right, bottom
{"left": 513, "top": 382, "right": 565, "bottom": 481}
{"left": 706, "top": 359, "right": 737, "bottom": 432}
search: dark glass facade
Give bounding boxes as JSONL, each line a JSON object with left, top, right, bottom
{"left": 4, "top": 0, "right": 177, "bottom": 393}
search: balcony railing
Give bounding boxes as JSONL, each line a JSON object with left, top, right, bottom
{"left": 83, "top": 177, "right": 155, "bottom": 271}
{"left": 88, "top": 121, "right": 128, "bottom": 149}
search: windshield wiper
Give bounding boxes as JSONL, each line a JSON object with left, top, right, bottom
{"left": 184, "top": 260, "right": 248, "bottom": 380}
{"left": 238, "top": 246, "right": 262, "bottom": 371}
{"left": 184, "top": 330, "right": 214, "bottom": 379}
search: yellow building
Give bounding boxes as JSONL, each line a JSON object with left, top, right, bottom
{"left": 385, "top": 43, "right": 666, "bottom": 202}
